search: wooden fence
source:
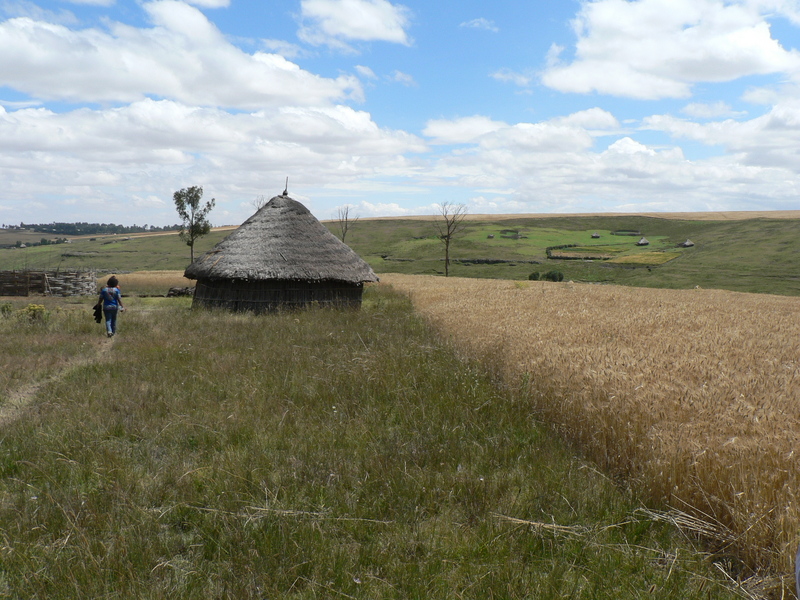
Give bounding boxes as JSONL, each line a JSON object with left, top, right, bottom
{"left": 0, "top": 270, "right": 97, "bottom": 297}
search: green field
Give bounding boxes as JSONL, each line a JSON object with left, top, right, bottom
{"left": 344, "top": 215, "right": 800, "bottom": 296}
{"left": 0, "top": 230, "right": 229, "bottom": 273}
{"left": 0, "top": 213, "right": 798, "bottom": 295}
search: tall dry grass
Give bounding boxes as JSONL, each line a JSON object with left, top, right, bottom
{"left": 97, "top": 270, "right": 194, "bottom": 296}
{"left": 382, "top": 274, "right": 800, "bottom": 585}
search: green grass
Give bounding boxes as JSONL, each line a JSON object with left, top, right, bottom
{"left": 0, "top": 297, "right": 99, "bottom": 400}
{"left": 0, "top": 214, "right": 797, "bottom": 295}
{"left": 0, "top": 288, "right": 742, "bottom": 599}
{"left": 340, "top": 216, "right": 800, "bottom": 295}
{"left": 0, "top": 230, "right": 229, "bottom": 273}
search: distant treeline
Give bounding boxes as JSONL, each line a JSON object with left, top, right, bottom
{"left": 9, "top": 222, "right": 182, "bottom": 235}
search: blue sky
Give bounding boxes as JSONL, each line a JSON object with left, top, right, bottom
{"left": 1, "top": 0, "right": 800, "bottom": 226}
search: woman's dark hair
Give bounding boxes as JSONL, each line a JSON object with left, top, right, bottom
{"left": 107, "top": 276, "right": 119, "bottom": 287}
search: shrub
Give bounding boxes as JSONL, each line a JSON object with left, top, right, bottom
{"left": 528, "top": 272, "right": 540, "bottom": 281}
{"left": 18, "top": 303, "right": 49, "bottom": 323}
{"left": 543, "top": 270, "right": 564, "bottom": 282}
{"left": 0, "top": 302, "right": 12, "bottom": 317}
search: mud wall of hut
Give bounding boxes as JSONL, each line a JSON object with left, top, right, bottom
{"left": 0, "top": 270, "right": 97, "bottom": 297}
{"left": 192, "top": 278, "right": 364, "bottom": 313}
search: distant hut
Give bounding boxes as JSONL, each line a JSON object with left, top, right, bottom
{"left": 680, "top": 239, "right": 695, "bottom": 247}
{"left": 636, "top": 237, "right": 650, "bottom": 246}
{"left": 184, "top": 193, "right": 378, "bottom": 313}
{"left": 591, "top": 232, "right": 600, "bottom": 239}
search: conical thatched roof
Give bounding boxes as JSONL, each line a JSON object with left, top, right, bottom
{"left": 184, "top": 194, "right": 378, "bottom": 284}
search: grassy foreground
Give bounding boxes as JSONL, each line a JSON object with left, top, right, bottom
{"left": 0, "top": 288, "right": 742, "bottom": 599}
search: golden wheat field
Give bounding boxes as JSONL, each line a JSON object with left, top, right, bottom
{"left": 381, "top": 274, "right": 800, "bottom": 580}
{"left": 96, "top": 270, "right": 194, "bottom": 294}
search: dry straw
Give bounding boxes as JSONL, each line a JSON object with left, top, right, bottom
{"left": 382, "top": 274, "right": 800, "bottom": 581}
{"left": 96, "top": 271, "right": 194, "bottom": 292}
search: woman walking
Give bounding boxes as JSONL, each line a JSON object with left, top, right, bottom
{"left": 99, "top": 276, "right": 124, "bottom": 337}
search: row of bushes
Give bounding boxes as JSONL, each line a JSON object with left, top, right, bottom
{"left": 529, "top": 271, "right": 565, "bottom": 282}
{"left": 0, "top": 302, "right": 49, "bottom": 322}
{"left": 545, "top": 244, "right": 578, "bottom": 259}
{"left": 8, "top": 238, "right": 69, "bottom": 248}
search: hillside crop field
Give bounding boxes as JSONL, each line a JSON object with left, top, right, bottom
{"left": 0, "top": 289, "right": 746, "bottom": 599}
{"left": 342, "top": 214, "right": 800, "bottom": 296}
{"left": 382, "top": 273, "right": 800, "bottom": 594}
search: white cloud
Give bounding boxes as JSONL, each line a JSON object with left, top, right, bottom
{"left": 355, "top": 65, "right": 378, "bottom": 79}
{"left": 0, "top": 1, "right": 79, "bottom": 25}
{"left": 1, "top": 0, "right": 799, "bottom": 223}
{"left": 459, "top": 18, "right": 498, "bottom": 33}
{"left": 417, "top": 105, "right": 800, "bottom": 214}
{"left": 186, "top": 0, "right": 230, "bottom": 7}
{"left": 477, "top": 122, "right": 595, "bottom": 154}
{"left": 545, "top": 43, "right": 564, "bottom": 69}
{"left": 643, "top": 100, "right": 800, "bottom": 168}
{"left": 424, "top": 116, "right": 508, "bottom": 144}
{"left": 0, "top": 99, "right": 427, "bottom": 223}
{"left": 424, "top": 110, "right": 616, "bottom": 150}
{"left": 541, "top": 0, "right": 800, "bottom": 99}
{"left": 132, "top": 195, "right": 168, "bottom": 208}
{"left": 0, "top": 98, "right": 41, "bottom": 109}
{"left": 490, "top": 68, "right": 533, "bottom": 88}
{"left": 754, "top": 0, "right": 800, "bottom": 25}
{"left": 466, "top": 195, "right": 532, "bottom": 214}
{"left": 681, "top": 101, "right": 747, "bottom": 118}
{"left": 261, "top": 38, "right": 305, "bottom": 59}
{"left": 0, "top": 1, "right": 362, "bottom": 108}
{"left": 298, "top": 0, "right": 411, "bottom": 49}
{"left": 604, "top": 137, "right": 657, "bottom": 156}
{"left": 742, "top": 86, "right": 782, "bottom": 104}
{"left": 389, "top": 70, "right": 416, "bottom": 86}
{"left": 550, "top": 107, "right": 621, "bottom": 131}
{"left": 356, "top": 201, "right": 413, "bottom": 216}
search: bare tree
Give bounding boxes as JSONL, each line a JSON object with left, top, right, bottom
{"left": 336, "top": 205, "right": 359, "bottom": 243}
{"left": 252, "top": 195, "right": 268, "bottom": 212}
{"left": 434, "top": 201, "right": 467, "bottom": 277}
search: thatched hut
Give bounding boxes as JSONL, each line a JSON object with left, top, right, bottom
{"left": 680, "top": 239, "right": 695, "bottom": 247}
{"left": 184, "top": 194, "right": 378, "bottom": 312}
{"left": 636, "top": 237, "right": 650, "bottom": 246}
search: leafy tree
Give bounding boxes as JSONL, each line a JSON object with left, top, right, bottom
{"left": 434, "top": 201, "right": 467, "bottom": 277}
{"left": 173, "top": 186, "right": 215, "bottom": 263}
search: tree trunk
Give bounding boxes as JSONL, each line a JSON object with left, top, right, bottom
{"left": 444, "top": 238, "right": 450, "bottom": 277}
